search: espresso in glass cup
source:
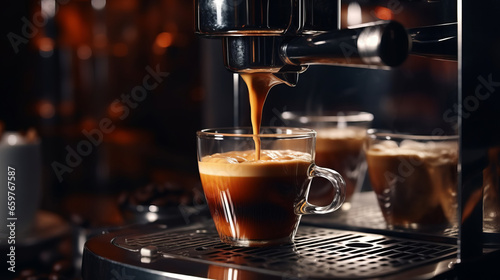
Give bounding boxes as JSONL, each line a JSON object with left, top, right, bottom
{"left": 197, "top": 127, "right": 346, "bottom": 247}
{"left": 365, "top": 130, "right": 458, "bottom": 230}
{"left": 282, "top": 111, "right": 373, "bottom": 209}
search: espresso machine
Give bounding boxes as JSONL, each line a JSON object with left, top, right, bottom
{"left": 82, "top": 1, "right": 500, "bottom": 279}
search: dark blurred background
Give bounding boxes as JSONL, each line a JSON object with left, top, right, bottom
{"left": 1, "top": 2, "right": 205, "bottom": 277}
{"left": 2, "top": 0, "right": 204, "bottom": 206}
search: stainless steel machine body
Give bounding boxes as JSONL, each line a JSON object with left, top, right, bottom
{"left": 195, "top": 0, "right": 411, "bottom": 85}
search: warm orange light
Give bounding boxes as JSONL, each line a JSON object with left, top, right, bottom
{"left": 38, "top": 37, "right": 54, "bottom": 52}
{"left": 374, "top": 6, "right": 393, "bottom": 20}
{"left": 36, "top": 100, "right": 56, "bottom": 119}
{"left": 112, "top": 43, "right": 129, "bottom": 57}
{"left": 77, "top": 45, "right": 92, "bottom": 60}
{"left": 155, "top": 32, "right": 173, "bottom": 48}
{"left": 80, "top": 117, "right": 98, "bottom": 131}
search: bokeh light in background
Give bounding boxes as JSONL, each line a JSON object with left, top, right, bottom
{"left": 1, "top": 0, "right": 203, "bottom": 217}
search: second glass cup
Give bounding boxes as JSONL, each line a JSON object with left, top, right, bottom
{"left": 282, "top": 111, "right": 374, "bottom": 209}
{"left": 365, "top": 130, "right": 459, "bottom": 231}
{"left": 197, "top": 127, "right": 346, "bottom": 247}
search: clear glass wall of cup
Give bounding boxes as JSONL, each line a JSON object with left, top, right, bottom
{"left": 483, "top": 146, "right": 500, "bottom": 233}
{"left": 282, "top": 111, "right": 373, "bottom": 210}
{"left": 197, "top": 127, "right": 346, "bottom": 247}
{"left": 364, "top": 130, "right": 459, "bottom": 231}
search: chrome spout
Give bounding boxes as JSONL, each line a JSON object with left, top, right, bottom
{"left": 282, "top": 21, "right": 410, "bottom": 69}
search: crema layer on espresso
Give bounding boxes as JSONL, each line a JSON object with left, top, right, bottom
{"left": 366, "top": 139, "right": 458, "bottom": 165}
{"left": 198, "top": 149, "right": 312, "bottom": 177}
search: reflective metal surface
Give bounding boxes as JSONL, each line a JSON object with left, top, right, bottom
{"left": 283, "top": 21, "right": 410, "bottom": 68}
{"left": 195, "top": 0, "right": 298, "bottom": 36}
{"left": 195, "top": 0, "right": 339, "bottom": 36}
{"left": 409, "top": 23, "right": 457, "bottom": 60}
{"left": 83, "top": 222, "right": 458, "bottom": 280}
{"left": 195, "top": 0, "right": 411, "bottom": 79}
{"left": 82, "top": 192, "right": 500, "bottom": 279}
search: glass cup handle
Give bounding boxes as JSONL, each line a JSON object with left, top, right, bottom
{"left": 296, "top": 164, "right": 346, "bottom": 215}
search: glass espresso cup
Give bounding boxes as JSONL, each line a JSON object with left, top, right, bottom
{"left": 365, "top": 130, "right": 459, "bottom": 230}
{"left": 282, "top": 111, "right": 373, "bottom": 209}
{"left": 197, "top": 127, "right": 346, "bottom": 247}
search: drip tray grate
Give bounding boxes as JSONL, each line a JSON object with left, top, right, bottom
{"left": 112, "top": 224, "right": 457, "bottom": 279}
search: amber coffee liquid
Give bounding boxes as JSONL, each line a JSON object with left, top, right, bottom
{"left": 240, "top": 73, "right": 283, "bottom": 159}
{"left": 366, "top": 140, "right": 458, "bottom": 228}
{"left": 198, "top": 150, "right": 311, "bottom": 243}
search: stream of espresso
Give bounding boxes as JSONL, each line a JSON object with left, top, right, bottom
{"left": 240, "top": 73, "right": 284, "bottom": 160}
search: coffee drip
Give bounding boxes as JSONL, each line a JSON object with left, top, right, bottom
{"left": 240, "top": 73, "right": 284, "bottom": 160}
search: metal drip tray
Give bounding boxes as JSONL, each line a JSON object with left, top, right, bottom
{"left": 302, "top": 192, "right": 459, "bottom": 240}
{"left": 115, "top": 225, "right": 456, "bottom": 279}
{"left": 83, "top": 222, "right": 458, "bottom": 280}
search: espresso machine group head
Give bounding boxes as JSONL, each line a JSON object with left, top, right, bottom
{"left": 195, "top": 0, "right": 411, "bottom": 86}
